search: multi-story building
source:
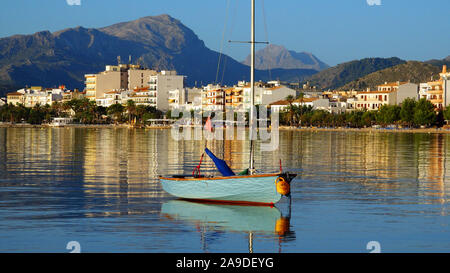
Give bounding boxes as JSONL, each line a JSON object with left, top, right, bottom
{"left": 6, "top": 92, "right": 24, "bottom": 105}
{"left": 148, "top": 71, "right": 184, "bottom": 111}
{"left": 419, "top": 83, "right": 430, "bottom": 100}
{"left": 168, "top": 88, "right": 187, "bottom": 110}
{"left": 184, "top": 87, "right": 203, "bottom": 111}
{"left": 225, "top": 87, "right": 244, "bottom": 110}
{"left": 425, "top": 80, "right": 443, "bottom": 109}
{"left": 352, "top": 82, "right": 418, "bottom": 111}
{"left": 241, "top": 81, "right": 297, "bottom": 110}
{"left": 96, "top": 91, "right": 122, "bottom": 107}
{"left": 7, "top": 86, "right": 65, "bottom": 107}
{"left": 202, "top": 84, "right": 225, "bottom": 111}
{"left": 425, "top": 65, "right": 450, "bottom": 109}
{"left": 128, "top": 68, "right": 157, "bottom": 90}
{"left": 85, "top": 65, "right": 128, "bottom": 100}
{"left": 85, "top": 64, "right": 156, "bottom": 101}
{"left": 353, "top": 90, "right": 396, "bottom": 111}
{"left": 441, "top": 65, "right": 450, "bottom": 107}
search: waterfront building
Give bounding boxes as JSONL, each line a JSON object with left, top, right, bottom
{"left": 419, "top": 66, "right": 450, "bottom": 109}
{"left": 128, "top": 68, "right": 157, "bottom": 90}
{"left": 419, "top": 83, "right": 430, "bottom": 100}
{"left": 353, "top": 90, "right": 396, "bottom": 111}
{"left": 85, "top": 65, "right": 128, "bottom": 100}
{"left": 7, "top": 86, "right": 65, "bottom": 107}
{"left": 294, "top": 97, "right": 330, "bottom": 110}
{"left": 6, "top": 92, "right": 24, "bottom": 105}
{"left": 269, "top": 100, "right": 290, "bottom": 112}
{"left": 96, "top": 91, "right": 122, "bottom": 107}
{"left": 225, "top": 87, "right": 244, "bottom": 111}
{"left": 61, "top": 89, "right": 84, "bottom": 103}
{"left": 352, "top": 82, "right": 418, "bottom": 111}
{"left": 202, "top": 84, "right": 225, "bottom": 111}
{"left": 270, "top": 97, "right": 333, "bottom": 113}
{"left": 426, "top": 80, "right": 444, "bottom": 109}
{"left": 183, "top": 87, "right": 203, "bottom": 111}
{"left": 395, "top": 83, "right": 419, "bottom": 105}
{"left": 168, "top": 88, "right": 187, "bottom": 110}
{"left": 148, "top": 71, "right": 184, "bottom": 111}
{"left": 84, "top": 64, "right": 156, "bottom": 101}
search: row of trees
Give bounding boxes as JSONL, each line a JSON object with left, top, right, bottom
{"left": 2, "top": 96, "right": 450, "bottom": 128}
{"left": 0, "top": 98, "right": 163, "bottom": 125}
{"left": 280, "top": 98, "right": 450, "bottom": 128}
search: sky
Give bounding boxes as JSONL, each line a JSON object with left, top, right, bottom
{"left": 0, "top": 0, "right": 449, "bottom": 66}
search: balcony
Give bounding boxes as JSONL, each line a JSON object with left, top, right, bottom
{"left": 427, "top": 89, "right": 442, "bottom": 95}
{"left": 429, "top": 98, "right": 443, "bottom": 104}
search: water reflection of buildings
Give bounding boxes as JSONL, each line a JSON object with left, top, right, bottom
{"left": 417, "top": 134, "right": 449, "bottom": 204}
{"left": 266, "top": 130, "right": 449, "bottom": 204}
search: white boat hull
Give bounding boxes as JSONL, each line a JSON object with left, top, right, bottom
{"left": 159, "top": 174, "right": 282, "bottom": 205}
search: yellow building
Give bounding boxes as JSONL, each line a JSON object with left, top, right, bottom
{"left": 225, "top": 87, "right": 244, "bottom": 109}
{"left": 426, "top": 66, "right": 449, "bottom": 109}
{"left": 6, "top": 92, "right": 25, "bottom": 105}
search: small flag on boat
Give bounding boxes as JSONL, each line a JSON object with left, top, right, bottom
{"left": 205, "top": 116, "right": 213, "bottom": 132}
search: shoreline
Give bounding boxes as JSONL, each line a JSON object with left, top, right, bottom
{"left": 0, "top": 123, "right": 171, "bottom": 129}
{"left": 278, "top": 126, "right": 450, "bottom": 134}
{"left": 1, "top": 122, "right": 450, "bottom": 134}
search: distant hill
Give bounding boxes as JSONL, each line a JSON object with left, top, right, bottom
{"left": 0, "top": 14, "right": 316, "bottom": 97}
{"left": 303, "top": 57, "right": 406, "bottom": 90}
{"left": 425, "top": 55, "right": 450, "bottom": 69}
{"left": 339, "top": 61, "right": 441, "bottom": 91}
{"left": 242, "top": 44, "right": 328, "bottom": 71}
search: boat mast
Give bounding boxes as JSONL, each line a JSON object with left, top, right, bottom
{"left": 249, "top": 0, "right": 255, "bottom": 174}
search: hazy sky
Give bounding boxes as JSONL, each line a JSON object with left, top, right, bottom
{"left": 0, "top": 0, "right": 449, "bottom": 66}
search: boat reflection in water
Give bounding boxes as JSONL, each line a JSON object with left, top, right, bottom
{"left": 160, "top": 200, "right": 295, "bottom": 252}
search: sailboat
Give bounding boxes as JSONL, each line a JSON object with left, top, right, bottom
{"left": 159, "top": 0, "right": 296, "bottom": 206}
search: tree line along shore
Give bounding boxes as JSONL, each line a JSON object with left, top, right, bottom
{"left": 1, "top": 97, "right": 450, "bottom": 130}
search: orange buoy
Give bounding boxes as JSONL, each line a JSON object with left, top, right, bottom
{"left": 275, "top": 217, "right": 290, "bottom": 236}
{"left": 275, "top": 177, "right": 290, "bottom": 196}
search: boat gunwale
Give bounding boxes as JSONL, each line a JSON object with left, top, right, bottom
{"left": 159, "top": 173, "right": 281, "bottom": 181}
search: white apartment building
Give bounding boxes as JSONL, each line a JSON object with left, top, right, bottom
{"left": 149, "top": 71, "right": 184, "bottom": 111}
{"left": 202, "top": 84, "right": 225, "bottom": 111}
{"left": 7, "top": 86, "right": 64, "bottom": 107}
{"left": 352, "top": 82, "right": 418, "bottom": 111}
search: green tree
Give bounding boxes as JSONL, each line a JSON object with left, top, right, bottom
{"left": 443, "top": 106, "right": 450, "bottom": 122}
{"left": 377, "top": 105, "right": 401, "bottom": 126}
{"left": 362, "top": 111, "right": 377, "bottom": 127}
{"left": 400, "top": 98, "right": 417, "bottom": 127}
{"left": 107, "top": 103, "right": 124, "bottom": 123}
{"left": 126, "top": 100, "right": 136, "bottom": 124}
{"left": 413, "top": 98, "right": 436, "bottom": 127}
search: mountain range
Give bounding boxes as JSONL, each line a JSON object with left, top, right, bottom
{"left": 0, "top": 14, "right": 448, "bottom": 98}
{"left": 0, "top": 14, "right": 317, "bottom": 97}
{"left": 242, "top": 44, "right": 329, "bottom": 71}
{"left": 339, "top": 61, "right": 443, "bottom": 91}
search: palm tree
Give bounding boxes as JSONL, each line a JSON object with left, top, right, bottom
{"left": 107, "top": 103, "right": 124, "bottom": 124}
{"left": 285, "top": 95, "right": 295, "bottom": 126}
{"left": 126, "top": 100, "right": 136, "bottom": 125}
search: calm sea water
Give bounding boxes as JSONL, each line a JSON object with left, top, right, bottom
{"left": 0, "top": 127, "right": 449, "bottom": 253}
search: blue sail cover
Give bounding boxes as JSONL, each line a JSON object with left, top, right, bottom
{"left": 205, "top": 148, "right": 236, "bottom": 177}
